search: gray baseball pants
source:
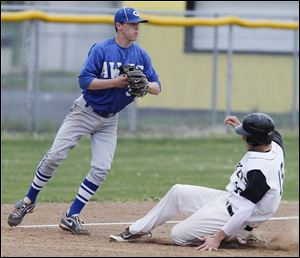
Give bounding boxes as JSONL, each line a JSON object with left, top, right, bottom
{"left": 36, "top": 95, "right": 118, "bottom": 187}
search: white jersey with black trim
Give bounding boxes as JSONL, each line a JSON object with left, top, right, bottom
{"left": 226, "top": 140, "right": 285, "bottom": 227}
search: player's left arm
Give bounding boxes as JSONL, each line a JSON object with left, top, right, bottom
{"left": 141, "top": 50, "right": 161, "bottom": 96}
{"left": 222, "top": 170, "right": 270, "bottom": 235}
{"left": 147, "top": 82, "right": 161, "bottom": 95}
{"left": 197, "top": 201, "right": 256, "bottom": 251}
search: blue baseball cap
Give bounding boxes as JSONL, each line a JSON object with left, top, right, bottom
{"left": 114, "top": 7, "right": 148, "bottom": 24}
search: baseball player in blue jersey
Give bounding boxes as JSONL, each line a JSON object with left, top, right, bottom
{"left": 110, "top": 113, "right": 285, "bottom": 251}
{"left": 8, "top": 7, "right": 161, "bottom": 235}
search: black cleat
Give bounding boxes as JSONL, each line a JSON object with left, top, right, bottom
{"left": 110, "top": 227, "right": 152, "bottom": 242}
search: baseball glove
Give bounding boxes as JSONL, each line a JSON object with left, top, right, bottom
{"left": 119, "top": 65, "right": 149, "bottom": 98}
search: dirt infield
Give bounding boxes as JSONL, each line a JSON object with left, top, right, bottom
{"left": 1, "top": 201, "right": 299, "bottom": 257}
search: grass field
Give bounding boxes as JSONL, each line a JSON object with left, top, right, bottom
{"left": 1, "top": 131, "right": 299, "bottom": 203}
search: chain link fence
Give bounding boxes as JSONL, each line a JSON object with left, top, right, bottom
{"left": 1, "top": 3, "right": 299, "bottom": 136}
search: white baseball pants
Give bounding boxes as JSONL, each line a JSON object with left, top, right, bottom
{"left": 129, "top": 184, "right": 232, "bottom": 245}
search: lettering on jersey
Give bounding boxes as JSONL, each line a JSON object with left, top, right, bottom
{"left": 234, "top": 182, "right": 244, "bottom": 194}
{"left": 101, "top": 61, "right": 122, "bottom": 78}
{"left": 101, "top": 62, "right": 143, "bottom": 79}
{"left": 110, "top": 62, "right": 123, "bottom": 78}
{"left": 233, "top": 162, "right": 248, "bottom": 194}
{"left": 278, "top": 162, "right": 284, "bottom": 196}
{"left": 129, "top": 64, "right": 144, "bottom": 71}
{"left": 101, "top": 62, "right": 108, "bottom": 78}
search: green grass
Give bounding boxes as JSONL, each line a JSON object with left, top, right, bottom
{"left": 1, "top": 132, "right": 298, "bottom": 203}
{"left": 1, "top": 71, "right": 78, "bottom": 91}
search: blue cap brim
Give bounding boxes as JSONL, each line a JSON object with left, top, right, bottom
{"left": 124, "top": 18, "right": 148, "bottom": 23}
{"left": 234, "top": 125, "right": 251, "bottom": 136}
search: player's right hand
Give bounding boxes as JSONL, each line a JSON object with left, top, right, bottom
{"left": 114, "top": 74, "right": 129, "bottom": 88}
{"left": 224, "top": 116, "right": 241, "bottom": 127}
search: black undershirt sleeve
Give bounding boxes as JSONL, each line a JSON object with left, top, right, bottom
{"left": 273, "top": 130, "right": 285, "bottom": 156}
{"left": 240, "top": 169, "right": 270, "bottom": 204}
{"left": 273, "top": 130, "right": 285, "bottom": 157}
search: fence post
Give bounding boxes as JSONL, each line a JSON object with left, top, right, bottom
{"left": 61, "top": 31, "right": 67, "bottom": 71}
{"left": 127, "top": 100, "right": 137, "bottom": 134}
{"left": 291, "top": 28, "right": 299, "bottom": 128}
{"left": 226, "top": 25, "right": 233, "bottom": 124}
{"left": 26, "top": 20, "right": 40, "bottom": 133}
{"left": 211, "top": 18, "right": 219, "bottom": 126}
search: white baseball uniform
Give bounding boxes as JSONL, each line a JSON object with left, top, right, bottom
{"left": 129, "top": 132, "right": 285, "bottom": 245}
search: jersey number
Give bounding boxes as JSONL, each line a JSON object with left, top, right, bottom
{"left": 277, "top": 162, "right": 284, "bottom": 196}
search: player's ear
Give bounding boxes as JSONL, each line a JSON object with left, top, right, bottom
{"left": 115, "top": 22, "right": 124, "bottom": 32}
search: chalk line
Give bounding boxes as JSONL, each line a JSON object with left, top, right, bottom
{"left": 15, "top": 215, "right": 299, "bottom": 229}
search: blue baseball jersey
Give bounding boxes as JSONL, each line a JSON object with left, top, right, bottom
{"left": 78, "top": 38, "right": 160, "bottom": 113}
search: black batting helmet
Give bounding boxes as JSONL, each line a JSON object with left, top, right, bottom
{"left": 234, "top": 113, "right": 275, "bottom": 146}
